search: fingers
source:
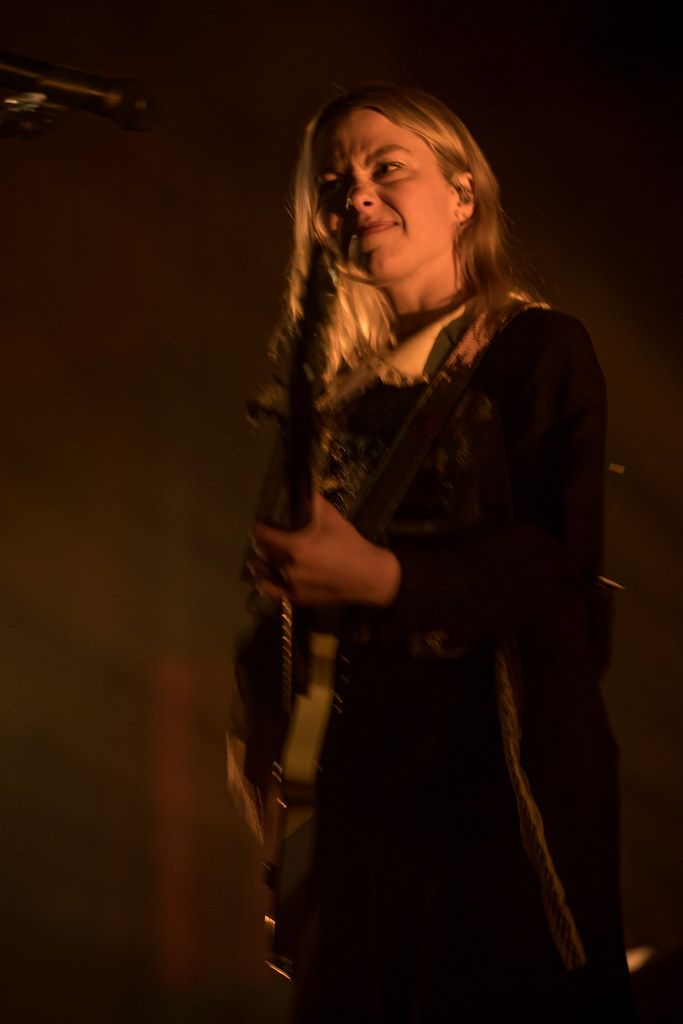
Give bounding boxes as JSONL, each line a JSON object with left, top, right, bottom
{"left": 245, "top": 552, "right": 278, "bottom": 582}
{"left": 246, "top": 545, "right": 291, "bottom": 592}
{"left": 248, "top": 525, "right": 294, "bottom": 592}
{"left": 250, "top": 501, "right": 322, "bottom": 572}
{"left": 247, "top": 495, "right": 354, "bottom": 606}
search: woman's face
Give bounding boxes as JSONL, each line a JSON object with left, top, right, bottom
{"left": 313, "top": 107, "right": 473, "bottom": 312}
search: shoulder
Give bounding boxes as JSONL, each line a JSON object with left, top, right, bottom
{"left": 498, "top": 306, "right": 595, "bottom": 360}
{"left": 483, "top": 307, "right": 604, "bottom": 393}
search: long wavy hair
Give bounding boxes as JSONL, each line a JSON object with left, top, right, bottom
{"left": 273, "top": 82, "right": 540, "bottom": 379}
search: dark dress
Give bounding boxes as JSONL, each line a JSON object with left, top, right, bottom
{"left": 285, "top": 308, "right": 634, "bottom": 1022}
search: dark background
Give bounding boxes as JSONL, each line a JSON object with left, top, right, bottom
{"left": 1, "top": 2, "right": 681, "bottom": 1021}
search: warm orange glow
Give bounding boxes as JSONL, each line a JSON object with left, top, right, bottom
{"left": 626, "top": 946, "right": 656, "bottom": 973}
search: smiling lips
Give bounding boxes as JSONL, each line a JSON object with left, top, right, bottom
{"left": 343, "top": 219, "right": 399, "bottom": 259}
{"left": 347, "top": 221, "right": 398, "bottom": 253}
{"left": 355, "top": 220, "right": 397, "bottom": 236}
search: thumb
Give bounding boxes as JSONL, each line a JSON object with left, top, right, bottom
{"left": 251, "top": 521, "right": 295, "bottom": 559}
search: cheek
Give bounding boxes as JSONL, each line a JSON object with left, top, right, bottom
{"left": 425, "top": 188, "right": 456, "bottom": 225}
{"left": 395, "top": 183, "right": 454, "bottom": 235}
{"left": 418, "top": 196, "right": 459, "bottom": 249}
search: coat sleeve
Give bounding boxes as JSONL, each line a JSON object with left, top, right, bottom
{"left": 371, "top": 310, "right": 607, "bottom": 647}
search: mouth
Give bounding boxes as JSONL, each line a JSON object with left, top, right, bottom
{"left": 354, "top": 221, "right": 397, "bottom": 237}
{"left": 344, "top": 221, "right": 398, "bottom": 257}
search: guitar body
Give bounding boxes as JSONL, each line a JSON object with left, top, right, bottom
{"left": 263, "top": 630, "right": 337, "bottom": 976}
{"left": 263, "top": 779, "right": 316, "bottom": 978}
{"left": 263, "top": 775, "right": 319, "bottom": 977}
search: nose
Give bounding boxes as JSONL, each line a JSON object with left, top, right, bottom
{"left": 344, "top": 178, "right": 375, "bottom": 211}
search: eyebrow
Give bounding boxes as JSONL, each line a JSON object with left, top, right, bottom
{"left": 368, "top": 144, "right": 412, "bottom": 160}
{"left": 317, "top": 144, "right": 412, "bottom": 175}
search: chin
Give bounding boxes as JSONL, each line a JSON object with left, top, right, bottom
{"left": 355, "top": 253, "right": 407, "bottom": 287}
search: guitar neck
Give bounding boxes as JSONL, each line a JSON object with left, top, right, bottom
{"left": 287, "top": 246, "right": 333, "bottom": 531}
{"left": 288, "top": 351, "right": 315, "bottom": 531}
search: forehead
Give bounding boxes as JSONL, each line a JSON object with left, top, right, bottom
{"left": 313, "top": 107, "right": 432, "bottom": 169}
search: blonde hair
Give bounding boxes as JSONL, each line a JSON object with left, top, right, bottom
{"left": 275, "top": 82, "right": 539, "bottom": 378}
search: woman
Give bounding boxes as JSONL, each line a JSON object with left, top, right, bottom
{"left": 239, "top": 83, "right": 633, "bottom": 1022}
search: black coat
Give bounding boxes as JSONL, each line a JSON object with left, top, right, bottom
{"left": 238, "top": 308, "right": 634, "bottom": 1022}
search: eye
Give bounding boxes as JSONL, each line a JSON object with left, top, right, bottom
{"left": 374, "top": 161, "right": 403, "bottom": 179}
{"left": 317, "top": 175, "right": 343, "bottom": 196}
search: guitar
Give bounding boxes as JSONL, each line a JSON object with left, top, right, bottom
{"left": 262, "top": 247, "right": 336, "bottom": 979}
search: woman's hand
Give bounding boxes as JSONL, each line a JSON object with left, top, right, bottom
{"left": 248, "top": 492, "right": 401, "bottom": 608}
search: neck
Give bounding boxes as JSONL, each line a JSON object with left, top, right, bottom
{"left": 390, "top": 297, "right": 465, "bottom": 341}
{"left": 383, "top": 255, "right": 464, "bottom": 341}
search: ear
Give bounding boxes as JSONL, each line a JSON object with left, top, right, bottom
{"left": 451, "top": 172, "right": 474, "bottom": 224}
